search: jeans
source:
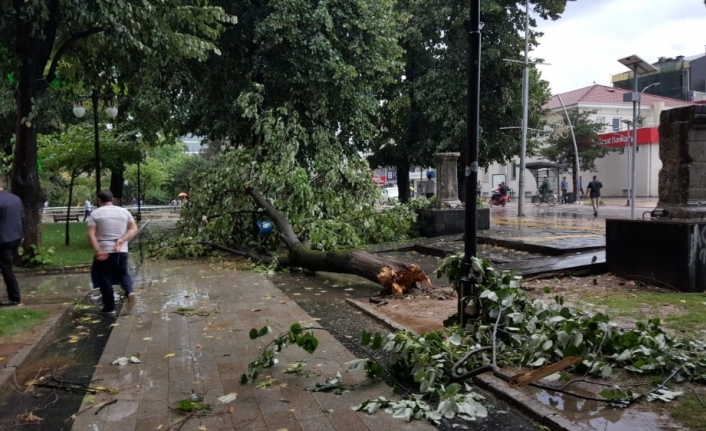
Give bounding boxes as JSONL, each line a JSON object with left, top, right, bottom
{"left": 0, "top": 239, "right": 21, "bottom": 303}
{"left": 91, "top": 252, "right": 132, "bottom": 312}
{"left": 83, "top": 210, "right": 91, "bottom": 221}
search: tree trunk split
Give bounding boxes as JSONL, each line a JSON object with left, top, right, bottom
{"left": 203, "top": 187, "right": 432, "bottom": 295}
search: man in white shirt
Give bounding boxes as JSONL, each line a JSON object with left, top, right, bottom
{"left": 87, "top": 190, "right": 138, "bottom": 316}
{"left": 83, "top": 198, "right": 92, "bottom": 221}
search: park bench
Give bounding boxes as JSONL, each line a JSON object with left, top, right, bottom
{"left": 53, "top": 214, "right": 80, "bottom": 223}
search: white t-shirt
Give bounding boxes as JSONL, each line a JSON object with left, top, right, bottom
{"left": 87, "top": 204, "right": 135, "bottom": 253}
{"left": 84, "top": 200, "right": 92, "bottom": 211}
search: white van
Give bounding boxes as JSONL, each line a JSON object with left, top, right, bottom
{"left": 380, "top": 186, "right": 399, "bottom": 204}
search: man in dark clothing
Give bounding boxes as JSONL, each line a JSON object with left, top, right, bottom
{"left": 585, "top": 175, "right": 603, "bottom": 217}
{"left": 0, "top": 186, "right": 24, "bottom": 306}
{"left": 560, "top": 177, "right": 569, "bottom": 204}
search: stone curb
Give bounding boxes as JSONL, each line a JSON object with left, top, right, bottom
{"left": 0, "top": 304, "right": 73, "bottom": 391}
{"left": 472, "top": 374, "right": 587, "bottom": 431}
{"left": 344, "top": 297, "right": 585, "bottom": 431}
{"left": 345, "top": 298, "right": 418, "bottom": 335}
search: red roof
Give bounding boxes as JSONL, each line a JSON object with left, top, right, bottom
{"left": 545, "top": 84, "right": 696, "bottom": 110}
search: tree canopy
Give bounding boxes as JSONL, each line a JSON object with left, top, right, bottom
{"left": 368, "top": 0, "right": 569, "bottom": 201}
{"left": 540, "top": 109, "right": 611, "bottom": 174}
{"left": 1, "top": 0, "right": 235, "bottom": 250}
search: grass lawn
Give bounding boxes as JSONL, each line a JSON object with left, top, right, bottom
{"left": 0, "top": 308, "right": 49, "bottom": 337}
{"left": 42, "top": 222, "right": 94, "bottom": 267}
{"left": 576, "top": 289, "right": 706, "bottom": 339}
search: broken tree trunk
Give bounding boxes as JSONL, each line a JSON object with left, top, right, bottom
{"left": 245, "top": 187, "right": 430, "bottom": 295}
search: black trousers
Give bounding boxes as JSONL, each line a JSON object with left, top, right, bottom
{"left": 0, "top": 239, "right": 21, "bottom": 303}
{"left": 91, "top": 253, "right": 133, "bottom": 312}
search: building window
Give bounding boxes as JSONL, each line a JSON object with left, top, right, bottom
{"left": 612, "top": 118, "right": 621, "bottom": 131}
{"left": 595, "top": 116, "right": 605, "bottom": 125}
{"left": 511, "top": 162, "right": 517, "bottom": 181}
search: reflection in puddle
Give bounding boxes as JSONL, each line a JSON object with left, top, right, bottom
{"left": 536, "top": 389, "right": 677, "bottom": 431}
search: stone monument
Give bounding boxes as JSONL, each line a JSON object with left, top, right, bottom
{"left": 434, "top": 152, "right": 463, "bottom": 209}
{"left": 655, "top": 105, "right": 706, "bottom": 218}
{"left": 415, "top": 152, "right": 489, "bottom": 237}
{"left": 606, "top": 105, "right": 706, "bottom": 292}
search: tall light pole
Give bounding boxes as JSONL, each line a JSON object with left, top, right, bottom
{"left": 460, "top": 0, "right": 481, "bottom": 327}
{"left": 518, "top": 0, "right": 530, "bottom": 217}
{"left": 617, "top": 55, "right": 658, "bottom": 219}
{"left": 555, "top": 94, "right": 581, "bottom": 204}
{"left": 73, "top": 89, "right": 118, "bottom": 197}
{"left": 622, "top": 119, "right": 633, "bottom": 206}
{"left": 503, "top": 1, "right": 550, "bottom": 216}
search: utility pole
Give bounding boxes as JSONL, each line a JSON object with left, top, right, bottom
{"left": 518, "top": 0, "right": 530, "bottom": 217}
{"left": 460, "top": 0, "right": 481, "bottom": 327}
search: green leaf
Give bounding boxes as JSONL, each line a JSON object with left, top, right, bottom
{"left": 361, "top": 330, "right": 372, "bottom": 346}
{"left": 542, "top": 286, "right": 551, "bottom": 294}
{"left": 371, "top": 333, "right": 383, "bottom": 350}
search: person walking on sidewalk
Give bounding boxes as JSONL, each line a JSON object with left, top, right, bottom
{"left": 579, "top": 176, "right": 584, "bottom": 195}
{"left": 585, "top": 176, "right": 603, "bottom": 217}
{"left": 560, "top": 177, "right": 569, "bottom": 204}
{"left": 0, "top": 186, "right": 24, "bottom": 306}
{"left": 87, "top": 190, "right": 138, "bottom": 316}
{"left": 83, "top": 197, "right": 92, "bottom": 221}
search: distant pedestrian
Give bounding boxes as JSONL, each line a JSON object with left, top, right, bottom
{"left": 561, "top": 177, "right": 568, "bottom": 204}
{"left": 131, "top": 197, "right": 137, "bottom": 205}
{"left": 83, "top": 197, "right": 92, "bottom": 221}
{"left": 424, "top": 173, "right": 435, "bottom": 199}
{"left": 0, "top": 185, "right": 24, "bottom": 306}
{"left": 476, "top": 181, "right": 482, "bottom": 197}
{"left": 585, "top": 175, "right": 603, "bottom": 217}
{"left": 579, "top": 176, "right": 584, "bottom": 195}
{"left": 87, "top": 190, "right": 138, "bottom": 316}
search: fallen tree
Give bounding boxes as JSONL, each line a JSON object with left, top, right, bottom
{"left": 201, "top": 187, "right": 431, "bottom": 296}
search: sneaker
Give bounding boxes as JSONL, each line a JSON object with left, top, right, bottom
{"left": 0, "top": 300, "right": 20, "bottom": 306}
{"left": 99, "top": 309, "right": 117, "bottom": 316}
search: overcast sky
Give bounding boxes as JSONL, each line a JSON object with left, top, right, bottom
{"left": 532, "top": 0, "right": 706, "bottom": 95}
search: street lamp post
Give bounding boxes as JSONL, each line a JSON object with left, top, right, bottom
{"left": 73, "top": 89, "right": 118, "bottom": 197}
{"left": 622, "top": 119, "right": 633, "bottom": 206}
{"left": 460, "top": 0, "right": 481, "bottom": 327}
{"left": 503, "top": 1, "right": 550, "bottom": 216}
{"left": 617, "top": 55, "right": 658, "bottom": 219}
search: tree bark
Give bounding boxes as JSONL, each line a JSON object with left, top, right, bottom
{"left": 13, "top": 4, "right": 47, "bottom": 251}
{"left": 110, "top": 166, "right": 124, "bottom": 204}
{"left": 396, "top": 165, "right": 411, "bottom": 203}
{"left": 245, "top": 187, "right": 430, "bottom": 295}
{"left": 12, "top": 0, "right": 100, "bottom": 253}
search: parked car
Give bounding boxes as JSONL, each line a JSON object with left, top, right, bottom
{"left": 380, "top": 186, "right": 399, "bottom": 204}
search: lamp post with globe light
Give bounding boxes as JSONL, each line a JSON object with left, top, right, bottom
{"left": 72, "top": 88, "right": 118, "bottom": 197}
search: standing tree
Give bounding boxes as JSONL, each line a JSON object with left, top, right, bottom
{"left": 371, "top": 0, "right": 567, "bottom": 200}
{"left": 0, "top": 1, "right": 234, "bottom": 252}
{"left": 39, "top": 124, "right": 100, "bottom": 245}
{"left": 540, "top": 109, "right": 610, "bottom": 191}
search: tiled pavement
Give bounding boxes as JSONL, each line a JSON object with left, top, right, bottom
{"left": 71, "top": 261, "right": 433, "bottom": 431}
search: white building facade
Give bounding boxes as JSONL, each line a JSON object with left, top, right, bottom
{"left": 478, "top": 85, "right": 695, "bottom": 198}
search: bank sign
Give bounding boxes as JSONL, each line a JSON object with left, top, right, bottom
{"left": 598, "top": 127, "right": 659, "bottom": 147}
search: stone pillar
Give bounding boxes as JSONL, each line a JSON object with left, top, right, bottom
{"left": 656, "top": 105, "right": 706, "bottom": 218}
{"left": 433, "top": 152, "right": 463, "bottom": 209}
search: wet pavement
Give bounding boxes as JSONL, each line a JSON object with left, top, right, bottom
{"left": 65, "top": 260, "right": 439, "bottom": 431}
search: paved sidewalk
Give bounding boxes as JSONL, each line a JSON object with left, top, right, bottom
{"left": 71, "top": 261, "right": 433, "bottom": 431}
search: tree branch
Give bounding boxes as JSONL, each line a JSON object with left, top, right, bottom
{"left": 197, "top": 241, "right": 289, "bottom": 267}
{"left": 246, "top": 187, "right": 300, "bottom": 249}
{"left": 45, "top": 27, "right": 103, "bottom": 85}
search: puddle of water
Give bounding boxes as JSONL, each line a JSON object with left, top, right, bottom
{"left": 535, "top": 389, "right": 676, "bottom": 431}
